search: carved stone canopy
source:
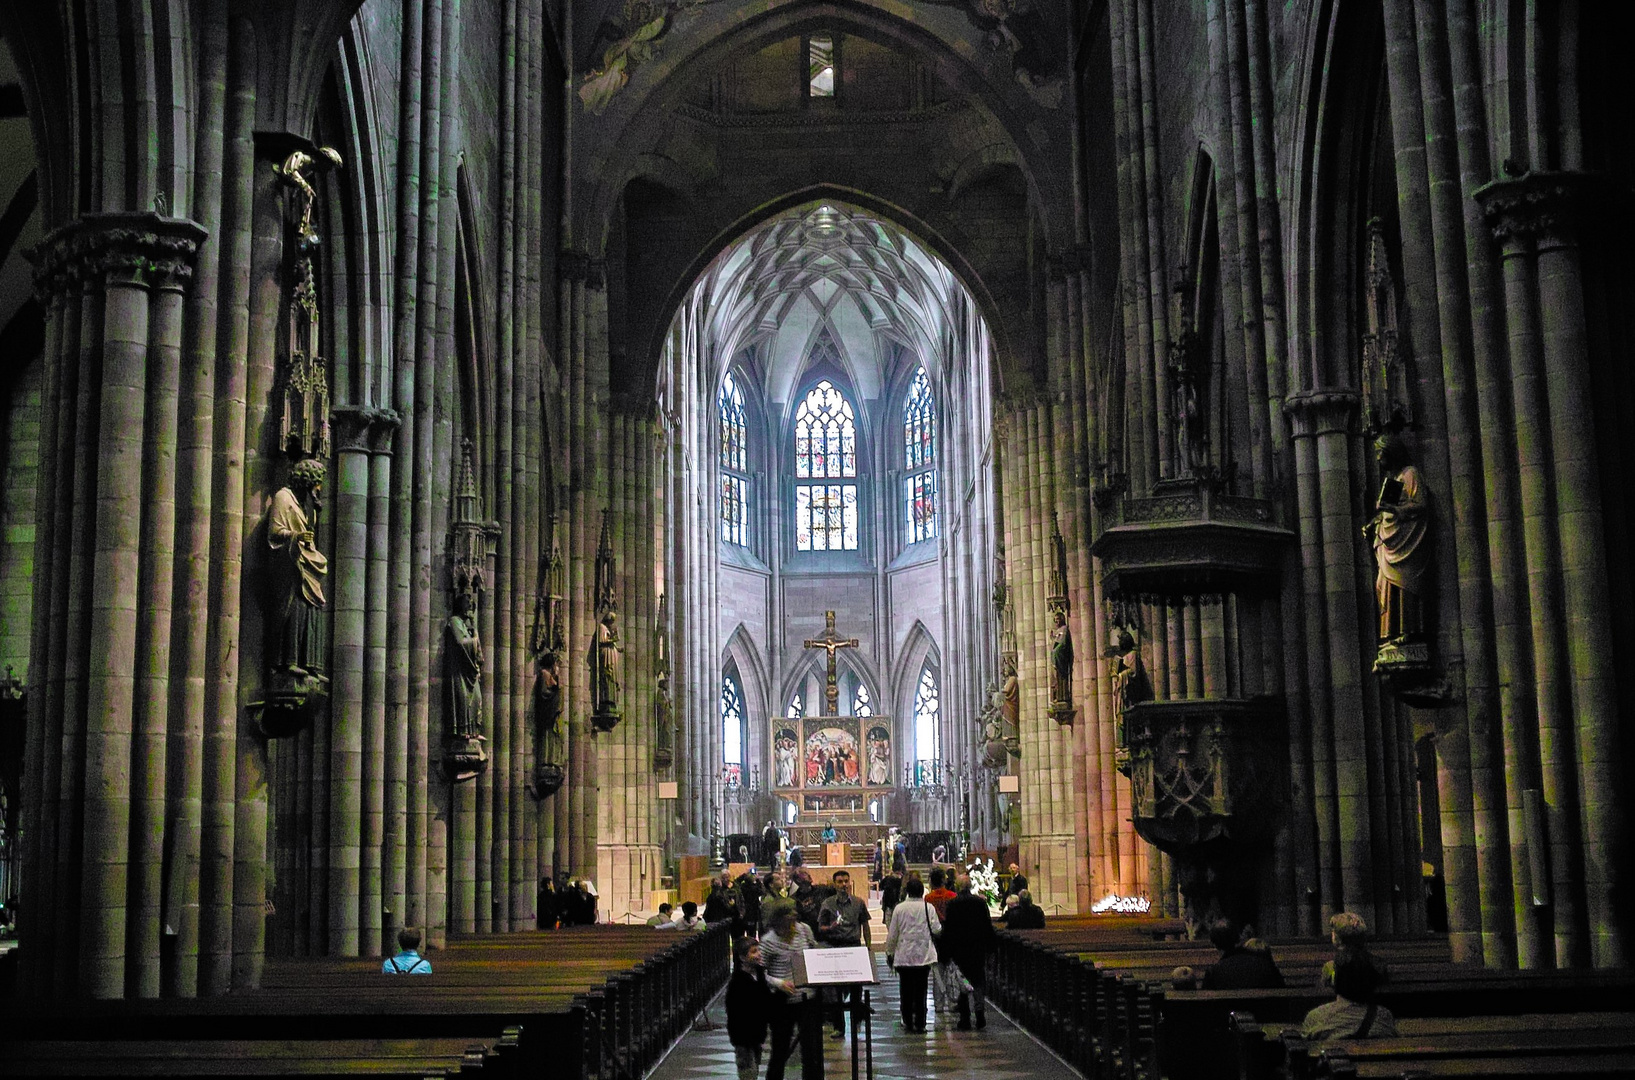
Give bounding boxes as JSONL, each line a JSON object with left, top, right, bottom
{"left": 1091, "top": 477, "right": 1291, "bottom": 598}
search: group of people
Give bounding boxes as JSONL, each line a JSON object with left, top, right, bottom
{"left": 716, "top": 859, "right": 1000, "bottom": 1080}
{"left": 535, "top": 876, "right": 599, "bottom": 928}
{"left": 1175, "top": 911, "right": 1396, "bottom": 1040}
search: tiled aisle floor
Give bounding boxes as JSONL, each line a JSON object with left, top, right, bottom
{"left": 649, "top": 952, "right": 1082, "bottom": 1080}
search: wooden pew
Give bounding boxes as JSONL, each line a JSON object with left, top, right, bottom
{"left": 1, "top": 924, "right": 729, "bottom": 1080}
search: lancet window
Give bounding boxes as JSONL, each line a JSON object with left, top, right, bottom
{"left": 912, "top": 665, "right": 939, "bottom": 775}
{"left": 852, "top": 682, "right": 874, "bottom": 717}
{"left": 722, "top": 670, "right": 745, "bottom": 788}
{"left": 794, "top": 378, "right": 859, "bottom": 551}
{"left": 720, "top": 370, "right": 749, "bottom": 546}
{"left": 903, "top": 366, "right": 938, "bottom": 544}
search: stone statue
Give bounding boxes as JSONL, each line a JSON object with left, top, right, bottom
{"left": 1049, "top": 609, "right": 1074, "bottom": 709}
{"left": 445, "top": 590, "right": 484, "bottom": 738}
{"left": 1365, "top": 433, "right": 1430, "bottom": 642}
{"left": 267, "top": 458, "right": 329, "bottom": 680}
{"left": 1000, "top": 653, "right": 1019, "bottom": 733}
{"left": 593, "top": 607, "right": 622, "bottom": 717}
{"left": 1111, "top": 629, "right": 1150, "bottom": 712}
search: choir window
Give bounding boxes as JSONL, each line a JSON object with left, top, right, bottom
{"left": 720, "top": 371, "right": 749, "bottom": 546}
{"left": 903, "top": 366, "right": 937, "bottom": 544}
{"left": 722, "top": 670, "right": 745, "bottom": 788}
{"left": 794, "top": 379, "right": 859, "bottom": 551}
{"left": 787, "top": 692, "right": 804, "bottom": 719}
{"left": 852, "top": 682, "right": 874, "bottom": 717}
{"left": 912, "top": 665, "right": 939, "bottom": 783}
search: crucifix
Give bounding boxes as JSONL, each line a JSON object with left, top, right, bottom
{"left": 803, "top": 610, "right": 859, "bottom": 716}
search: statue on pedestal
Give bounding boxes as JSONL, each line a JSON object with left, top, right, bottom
{"left": 1366, "top": 433, "right": 1429, "bottom": 644}
{"left": 445, "top": 589, "right": 484, "bottom": 740}
{"left": 531, "top": 508, "right": 566, "bottom": 796}
{"left": 267, "top": 458, "right": 329, "bottom": 682}
{"left": 1048, "top": 609, "right": 1074, "bottom": 720}
{"left": 589, "top": 510, "right": 623, "bottom": 732}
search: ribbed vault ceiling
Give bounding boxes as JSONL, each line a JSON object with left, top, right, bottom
{"left": 698, "top": 202, "right": 968, "bottom": 405}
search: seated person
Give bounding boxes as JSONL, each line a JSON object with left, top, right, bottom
{"left": 1299, "top": 947, "right": 1397, "bottom": 1040}
{"left": 677, "top": 900, "right": 707, "bottom": 931}
{"left": 647, "top": 902, "right": 675, "bottom": 927}
{"left": 787, "top": 845, "right": 805, "bottom": 867}
{"left": 382, "top": 927, "right": 432, "bottom": 974}
{"left": 821, "top": 823, "right": 838, "bottom": 845}
{"left": 1200, "top": 918, "right": 1284, "bottom": 989}
{"left": 1319, "top": 911, "right": 1386, "bottom": 987}
{"left": 1005, "top": 889, "right": 1047, "bottom": 930}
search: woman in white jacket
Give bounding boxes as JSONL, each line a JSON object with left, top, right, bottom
{"left": 883, "top": 876, "right": 941, "bottom": 1031}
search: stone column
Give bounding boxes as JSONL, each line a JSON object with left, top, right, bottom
{"left": 24, "top": 212, "right": 207, "bottom": 998}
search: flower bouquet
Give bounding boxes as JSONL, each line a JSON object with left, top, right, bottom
{"left": 966, "top": 858, "right": 1002, "bottom": 917}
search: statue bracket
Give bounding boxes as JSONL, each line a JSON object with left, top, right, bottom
{"left": 590, "top": 709, "right": 623, "bottom": 734}
{"left": 251, "top": 674, "right": 329, "bottom": 739}
{"left": 1374, "top": 637, "right": 1455, "bottom": 707}
{"left": 443, "top": 733, "right": 489, "bottom": 782}
{"left": 532, "top": 761, "right": 566, "bottom": 799}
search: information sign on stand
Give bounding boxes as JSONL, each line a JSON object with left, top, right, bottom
{"left": 792, "top": 946, "right": 878, "bottom": 986}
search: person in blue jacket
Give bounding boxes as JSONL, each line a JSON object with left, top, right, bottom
{"left": 383, "top": 927, "right": 432, "bottom": 974}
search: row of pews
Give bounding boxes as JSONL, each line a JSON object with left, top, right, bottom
{"left": 986, "top": 915, "right": 1635, "bottom": 1080}
{"left": 0, "top": 924, "right": 729, "bottom": 1078}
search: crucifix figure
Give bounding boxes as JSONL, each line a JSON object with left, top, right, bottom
{"left": 803, "top": 610, "right": 859, "bottom": 716}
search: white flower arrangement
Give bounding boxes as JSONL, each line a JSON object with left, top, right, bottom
{"left": 966, "top": 858, "right": 1001, "bottom": 916}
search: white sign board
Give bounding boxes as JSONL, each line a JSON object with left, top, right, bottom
{"left": 793, "top": 946, "right": 878, "bottom": 986}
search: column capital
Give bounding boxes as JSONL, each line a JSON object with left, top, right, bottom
{"left": 27, "top": 212, "right": 207, "bottom": 299}
{"left": 1474, "top": 170, "right": 1593, "bottom": 251}
{"left": 1282, "top": 389, "right": 1358, "bottom": 438}
{"left": 331, "top": 405, "right": 401, "bottom": 454}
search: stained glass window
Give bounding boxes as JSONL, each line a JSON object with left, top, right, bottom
{"left": 794, "top": 379, "right": 859, "bottom": 551}
{"left": 904, "top": 367, "right": 935, "bottom": 468}
{"left": 913, "top": 666, "right": 939, "bottom": 767}
{"left": 721, "top": 475, "right": 747, "bottom": 546}
{"left": 722, "top": 672, "right": 744, "bottom": 787}
{"left": 853, "top": 683, "right": 874, "bottom": 717}
{"left": 720, "top": 371, "right": 749, "bottom": 546}
{"left": 721, "top": 372, "right": 747, "bottom": 471}
{"left": 809, "top": 35, "right": 835, "bottom": 98}
{"left": 788, "top": 693, "right": 804, "bottom": 719}
{"left": 903, "top": 366, "right": 938, "bottom": 544}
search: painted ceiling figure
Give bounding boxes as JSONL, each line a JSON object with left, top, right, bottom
{"left": 1366, "top": 433, "right": 1430, "bottom": 643}
{"left": 266, "top": 458, "right": 329, "bottom": 680}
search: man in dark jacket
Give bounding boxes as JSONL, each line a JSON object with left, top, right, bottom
{"left": 704, "top": 874, "right": 740, "bottom": 929}
{"left": 1200, "top": 919, "right": 1285, "bottom": 989}
{"left": 940, "top": 873, "right": 997, "bottom": 1030}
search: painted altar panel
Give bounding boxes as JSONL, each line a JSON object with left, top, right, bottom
{"left": 771, "top": 715, "right": 893, "bottom": 797}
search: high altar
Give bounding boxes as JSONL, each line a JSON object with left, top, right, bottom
{"left": 771, "top": 610, "right": 896, "bottom": 856}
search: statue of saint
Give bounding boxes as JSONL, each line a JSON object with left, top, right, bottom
{"left": 1110, "top": 629, "right": 1150, "bottom": 712}
{"left": 445, "top": 590, "right": 484, "bottom": 738}
{"left": 775, "top": 735, "right": 798, "bottom": 788}
{"left": 1049, "top": 609, "right": 1074, "bottom": 708}
{"left": 593, "top": 608, "right": 622, "bottom": 716}
{"left": 1000, "top": 654, "right": 1020, "bottom": 732}
{"left": 1365, "top": 433, "right": 1430, "bottom": 641}
{"left": 267, "top": 458, "right": 329, "bottom": 679}
{"left": 535, "top": 649, "right": 562, "bottom": 729}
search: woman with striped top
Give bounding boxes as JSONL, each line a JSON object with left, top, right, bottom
{"left": 761, "top": 904, "right": 823, "bottom": 1080}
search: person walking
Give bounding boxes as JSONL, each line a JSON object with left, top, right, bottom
{"left": 726, "top": 939, "right": 774, "bottom": 1080}
{"left": 884, "top": 877, "right": 941, "bottom": 1033}
{"left": 940, "top": 873, "right": 997, "bottom": 1030}
{"left": 925, "top": 868, "right": 957, "bottom": 1013}
{"left": 761, "top": 905, "right": 823, "bottom": 1080}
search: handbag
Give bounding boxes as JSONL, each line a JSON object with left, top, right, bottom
{"left": 925, "top": 901, "right": 944, "bottom": 962}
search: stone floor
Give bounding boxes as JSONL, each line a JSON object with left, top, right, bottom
{"left": 648, "top": 954, "right": 1081, "bottom": 1080}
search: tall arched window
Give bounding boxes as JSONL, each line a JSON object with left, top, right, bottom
{"left": 787, "top": 692, "right": 805, "bottom": 719}
{"left": 722, "top": 670, "right": 745, "bottom": 788}
{"left": 912, "top": 666, "right": 939, "bottom": 782}
{"left": 852, "top": 682, "right": 874, "bottom": 717}
{"left": 720, "top": 371, "right": 749, "bottom": 546}
{"left": 794, "top": 378, "right": 859, "bottom": 551}
{"left": 903, "top": 366, "right": 937, "bottom": 544}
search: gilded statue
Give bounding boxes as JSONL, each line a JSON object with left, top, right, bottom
{"left": 267, "top": 458, "right": 329, "bottom": 680}
{"left": 1365, "top": 433, "right": 1430, "bottom": 642}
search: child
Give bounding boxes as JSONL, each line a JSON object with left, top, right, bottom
{"left": 726, "top": 939, "right": 772, "bottom": 1080}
